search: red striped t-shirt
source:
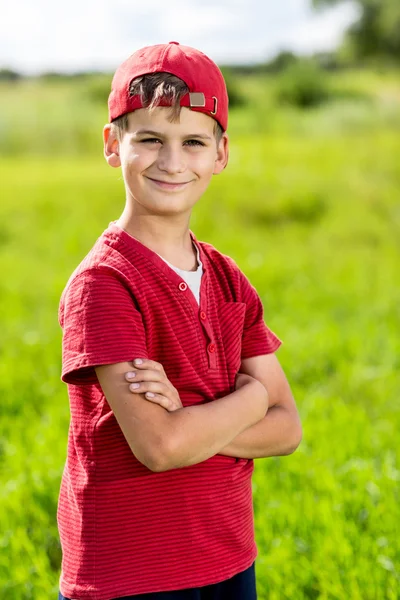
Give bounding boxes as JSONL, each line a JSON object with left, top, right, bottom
{"left": 57, "top": 221, "right": 281, "bottom": 600}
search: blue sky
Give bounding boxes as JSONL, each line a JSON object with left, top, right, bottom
{"left": 1, "top": 0, "right": 359, "bottom": 74}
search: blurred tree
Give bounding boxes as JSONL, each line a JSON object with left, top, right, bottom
{"left": 220, "top": 68, "right": 246, "bottom": 108}
{"left": 0, "top": 68, "right": 21, "bottom": 81}
{"left": 264, "top": 51, "right": 298, "bottom": 73}
{"left": 275, "top": 59, "right": 331, "bottom": 108}
{"left": 313, "top": 0, "right": 400, "bottom": 60}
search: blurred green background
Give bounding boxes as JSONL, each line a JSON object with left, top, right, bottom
{"left": 1, "top": 1, "right": 400, "bottom": 598}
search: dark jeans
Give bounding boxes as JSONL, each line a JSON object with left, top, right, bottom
{"left": 58, "top": 562, "right": 257, "bottom": 600}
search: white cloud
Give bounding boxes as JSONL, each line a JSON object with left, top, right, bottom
{"left": 0, "top": 0, "right": 359, "bottom": 74}
{"left": 280, "top": 2, "right": 360, "bottom": 55}
{"left": 161, "top": 5, "right": 238, "bottom": 38}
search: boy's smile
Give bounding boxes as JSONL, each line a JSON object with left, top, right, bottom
{"left": 104, "top": 106, "right": 228, "bottom": 218}
{"left": 144, "top": 176, "right": 194, "bottom": 191}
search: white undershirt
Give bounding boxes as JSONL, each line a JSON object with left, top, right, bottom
{"left": 156, "top": 242, "right": 203, "bottom": 304}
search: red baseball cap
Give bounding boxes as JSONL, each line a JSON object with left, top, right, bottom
{"left": 108, "top": 41, "right": 229, "bottom": 131}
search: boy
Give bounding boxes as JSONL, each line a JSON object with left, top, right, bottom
{"left": 57, "top": 42, "right": 302, "bottom": 600}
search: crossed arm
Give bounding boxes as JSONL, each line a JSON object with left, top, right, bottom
{"left": 219, "top": 353, "right": 302, "bottom": 459}
{"left": 95, "top": 353, "right": 302, "bottom": 471}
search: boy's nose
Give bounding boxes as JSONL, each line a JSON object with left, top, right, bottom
{"left": 156, "top": 145, "right": 186, "bottom": 174}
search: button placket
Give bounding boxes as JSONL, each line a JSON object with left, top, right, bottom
{"left": 176, "top": 269, "right": 217, "bottom": 370}
{"left": 207, "top": 341, "right": 217, "bottom": 368}
{"left": 199, "top": 282, "right": 218, "bottom": 369}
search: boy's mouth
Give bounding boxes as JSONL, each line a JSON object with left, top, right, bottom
{"left": 145, "top": 176, "right": 193, "bottom": 191}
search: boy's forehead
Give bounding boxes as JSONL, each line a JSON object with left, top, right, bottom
{"left": 126, "top": 107, "right": 215, "bottom": 135}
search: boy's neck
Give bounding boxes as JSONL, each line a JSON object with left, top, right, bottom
{"left": 116, "top": 212, "right": 198, "bottom": 272}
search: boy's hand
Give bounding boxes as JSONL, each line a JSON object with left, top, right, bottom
{"left": 125, "top": 359, "right": 183, "bottom": 412}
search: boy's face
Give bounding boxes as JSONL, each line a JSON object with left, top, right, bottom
{"left": 103, "top": 107, "right": 228, "bottom": 217}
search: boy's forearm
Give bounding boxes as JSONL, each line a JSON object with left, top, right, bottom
{"left": 219, "top": 405, "right": 302, "bottom": 459}
{"left": 155, "top": 380, "right": 268, "bottom": 471}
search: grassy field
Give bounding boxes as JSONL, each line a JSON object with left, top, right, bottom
{"left": 1, "top": 69, "right": 399, "bottom": 599}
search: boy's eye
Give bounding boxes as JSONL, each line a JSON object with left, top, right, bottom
{"left": 184, "top": 140, "right": 205, "bottom": 147}
{"left": 141, "top": 138, "right": 162, "bottom": 144}
{"left": 139, "top": 138, "right": 205, "bottom": 147}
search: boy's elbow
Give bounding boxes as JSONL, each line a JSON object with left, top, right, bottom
{"left": 133, "top": 412, "right": 192, "bottom": 472}
{"left": 148, "top": 431, "right": 191, "bottom": 472}
{"left": 145, "top": 457, "right": 169, "bottom": 473}
{"left": 285, "top": 420, "right": 303, "bottom": 455}
{"left": 145, "top": 451, "right": 174, "bottom": 473}
{"left": 139, "top": 435, "right": 180, "bottom": 473}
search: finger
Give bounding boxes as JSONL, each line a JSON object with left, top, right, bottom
{"left": 143, "top": 393, "right": 172, "bottom": 411}
{"left": 125, "top": 368, "right": 163, "bottom": 383}
{"left": 129, "top": 381, "right": 170, "bottom": 396}
{"left": 131, "top": 358, "right": 165, "bottom": 373}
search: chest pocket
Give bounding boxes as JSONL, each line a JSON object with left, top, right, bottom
{"left": 217, "top": 302, "right": 246, "bottom": 372}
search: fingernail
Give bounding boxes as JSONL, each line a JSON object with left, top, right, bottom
{"left": 130, "top": 383, "right": 140, "bottom": 389}
{"left": 146, "top": 392, "right": 155, "bottom": 398}
{"left": 126, "top": 372, "right": 136, "bottom": 378}
{"left": 134, "top": 359, "right": 143, "bottom": 365}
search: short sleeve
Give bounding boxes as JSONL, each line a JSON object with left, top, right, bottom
{"left": 239, "top": 270, "right": 282, "bottom": 359}
{"left": 59, "top": 267, "right": 148, "bottom": 385}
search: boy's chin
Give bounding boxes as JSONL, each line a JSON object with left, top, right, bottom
{"left": 136, "top": 196, "right": 198, "bottom": 215}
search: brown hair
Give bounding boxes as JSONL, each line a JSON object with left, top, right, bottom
{"left": 111, "top": 72, "right": 223, "bottom": 143}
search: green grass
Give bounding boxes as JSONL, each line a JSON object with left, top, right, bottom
{"left": 1, "top": 70, "right": 399, "bottom": 599}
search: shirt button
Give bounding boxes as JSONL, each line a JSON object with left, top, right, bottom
{"left": 179, "top": 282, "right": 187, "bottom": 291}
{"left": 208, "top": 343, "right": 216, "bottom": 353}
{"left": 200, "top": 311, "right": 207, "bottom": 320}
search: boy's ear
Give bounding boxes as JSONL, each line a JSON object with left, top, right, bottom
{"left": 103, "top": 124, "right": 121, "bottom": 168}
{"left": 213, "top": 132, "right": 229, "bottom": 175}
